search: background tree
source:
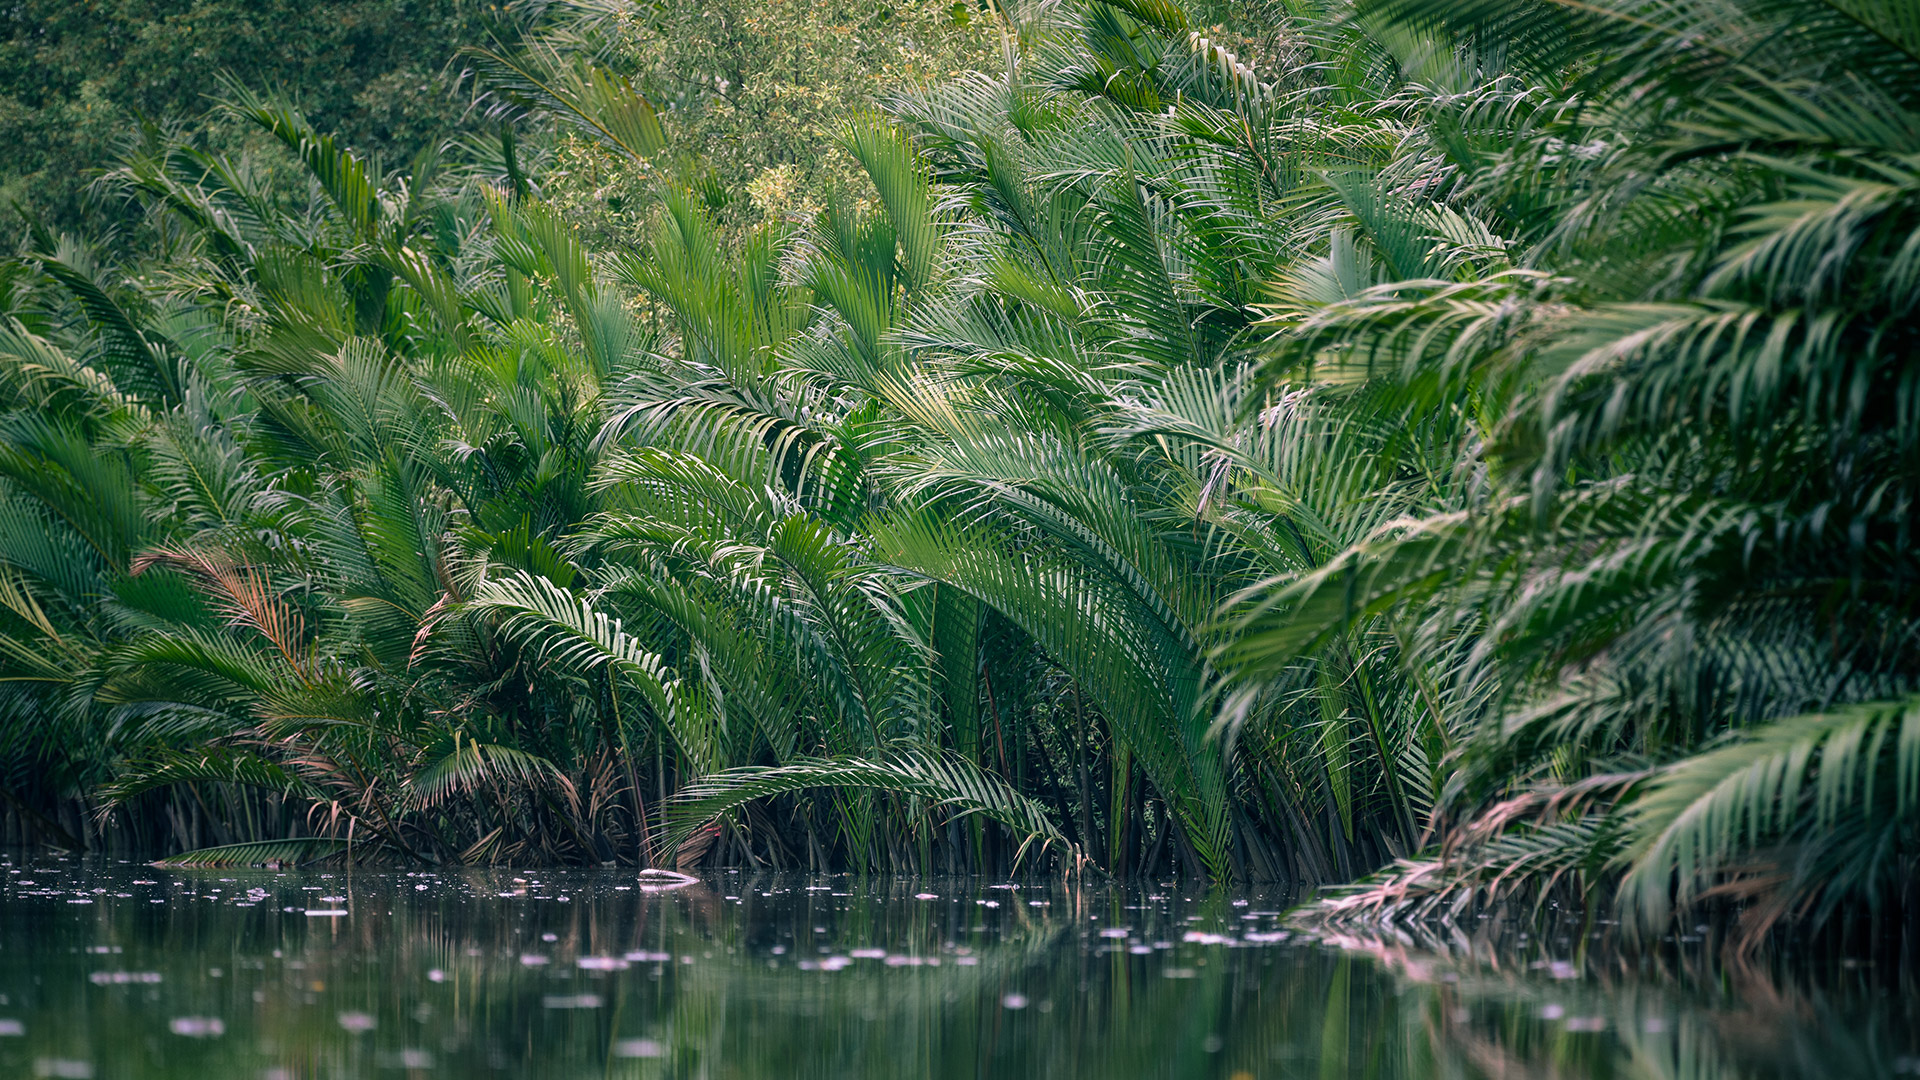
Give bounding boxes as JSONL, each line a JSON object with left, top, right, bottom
{"left": 0, "top": 0, "right": 490, "bottom": 229}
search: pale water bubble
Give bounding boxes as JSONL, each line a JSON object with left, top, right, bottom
{"left": 337, "top": 1011, "right": 376, "bottom": 1033}
{"left": 613, "top": 1038, "right": 665, "bottom": 1058}
{"left": 1001, "top": 993, "right": 1029, "bottom": 1009}
{"left": 32, "top": 1061, "right": 93, "bottom": 1079}
{"left": 0, "top": 1019, "right": 23, "bottom": 1035}
{"left": 169, "top": 1016, "right": 225, "bottom": 1037}
{"left": 542, "top": 994, "right": 602, "bottom": 1009}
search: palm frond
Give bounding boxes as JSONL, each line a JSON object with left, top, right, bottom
{"left": 1619, "top": 696, "right": 1920, "bottom": 929}
{"left": 665, "top": 743, "right": 1071, "bottom": 866}
{"left": 155, "top": 836, "right": 351, "bottom": 868}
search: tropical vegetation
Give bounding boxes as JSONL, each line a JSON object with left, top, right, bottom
{"left": 0, "top": 0, "right": 1914, "bottom": 947}
{"left": 0, "top": 0, "right": 486, "bottom": 228}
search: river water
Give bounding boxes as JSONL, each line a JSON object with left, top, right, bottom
{"left": 1, "top": 857, "right": 1912, "bottom": 1078}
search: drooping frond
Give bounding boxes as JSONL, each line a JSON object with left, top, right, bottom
{"left": 407, "top": 736, "right": 576, "bottom": 809}
{"left": 463, "top": 41, "right": 669, "bottom": 164}
{"left": 664, "top": 743, "right": 1071, "bottom": 866}
{"left": 1619, "top": 696, "right": 1920, "bottom": 930}
{"left": 155, "top": 837, "right": 352, "bottom": 868}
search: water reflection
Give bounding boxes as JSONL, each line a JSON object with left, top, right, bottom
{"left": 0, "top": 857, "right": 1910, "bottom": 1078}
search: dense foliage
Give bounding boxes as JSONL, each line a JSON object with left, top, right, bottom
{"left": 505, "top": 0, "right": 994, "bottom": 244}
{"left": 0, "top": 0, "right": 487, "bottom": 226}
{"left": 0, "top": 0, "right": 1914, "bottom": 947}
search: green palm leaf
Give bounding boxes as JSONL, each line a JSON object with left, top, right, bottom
{"left": 1619, "top": 696, "right": 1920, "bottom": 928}
{"left": 664, "top": 743, "right": 1071, "bottom": 867}
{"left": 155, "top": 837, "right": 353, "bottom": 869}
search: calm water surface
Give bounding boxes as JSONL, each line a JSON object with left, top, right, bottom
{"left": 1, "top": 857, "right": 1913, "bottom": 1078}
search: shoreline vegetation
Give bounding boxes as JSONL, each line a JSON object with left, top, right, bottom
{"left": 0, "top": 0, "right": 1915, "bottom": 954}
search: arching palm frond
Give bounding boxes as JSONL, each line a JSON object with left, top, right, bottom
{"left": 1619, "top": 697, "right": 1920, "bottom": 934}
{"left": 155, "top": 837, "right": 353, "bottom": 868}
{"left": 462, "top": 40, "right": 669, "bottom": 164}
{"left": 664, "top": 743, "right": 1071, "bottom": 866}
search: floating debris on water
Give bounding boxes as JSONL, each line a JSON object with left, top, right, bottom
{"left": 613, "top": 1039, "right": 665, "bottom": 1058}
{"left": 0, "top": 863, "right": 1901, "bottom": 1079}
{"left": 168, "top": 1016, "right": 224, "bottom": 1037}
